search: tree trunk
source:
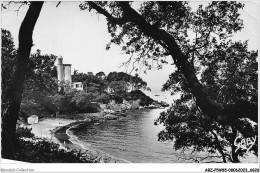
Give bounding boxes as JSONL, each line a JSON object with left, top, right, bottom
{"left": 1, "top": 2, "right": 43, "bottom": 159}
{"left": 231, "top": 147, "right": 240, "bottom": 163}
{"left": 210, "top": 130, "right": 227, "bottom": 163}
{"left": 230, "top": 126, "right": 240, "bottom": 163}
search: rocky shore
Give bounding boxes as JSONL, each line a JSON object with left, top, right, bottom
{"left": 102, "top": 99, "right": 169, "bottom": 112}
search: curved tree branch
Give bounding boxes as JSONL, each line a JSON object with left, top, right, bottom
{"left": 87, "top": 1, "right": 257, "bottom": 124}
{"left": 87, "top": 2, "right": 129, "bottom": 25}
{"left": 116, "top": 2, "right": 223, "bottom": 118}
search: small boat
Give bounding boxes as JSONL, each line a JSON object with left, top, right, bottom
{"left": 110, "top": 111, "right": 127, "bottom": 117}
{"left": 148, "top": 104, "right": 159, "bottom": 109}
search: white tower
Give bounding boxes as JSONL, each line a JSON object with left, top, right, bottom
{"left": 57, "top": 56, "right": 64, "bottom": 82}
{"left": 63, "top": 64, "right": 72, "bottom": 85}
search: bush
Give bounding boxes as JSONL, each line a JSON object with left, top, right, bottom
{"left": 81, "top": 104, "right": 100, "bottom": 113}
{"left": 52, "top": 90, "right": 101, "bottom": 114}
{"left": 16, "top": 137, "right": 97, "bottom": 163}
{"left": 95, "top": 93, "right": 110, "bottom": 104}
{"left": 16, "top": 126, "right": 35, "bottom": 138}
{"left": 15, "top": 127, "right": 98, "bottom": 163}
{"left": 114, "top": 95, "right": 123, "bottom": 104}
{"left": 126, "top": 90, "right": 154, "bottom": 106}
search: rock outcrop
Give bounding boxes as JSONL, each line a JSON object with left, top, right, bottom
{"left": 106, "top": 99, "right": 141, "bottom": 111}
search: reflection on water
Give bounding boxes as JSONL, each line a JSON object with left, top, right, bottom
{"left": 71, "top": 108, "right": 184, "bottom": 163}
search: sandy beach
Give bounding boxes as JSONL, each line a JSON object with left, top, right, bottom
{"left": 26, "top": 118, "right": 129, "bottom": 163}
{"left": 27, "top": 118, "right": 77, "bottom": 139}
{"left": 26, "top": 118, "right": 79, "bottom": 148}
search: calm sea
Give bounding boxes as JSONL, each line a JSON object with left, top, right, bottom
{"left": 69, "top": 108, "right": 258, "bottom": 163}
{"left": 70, "top": 108, "right": 186, "bottom": 163}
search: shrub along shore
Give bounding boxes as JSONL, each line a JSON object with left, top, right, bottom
{"left": 16, "top": 111, "right": 130, "bottom": 163}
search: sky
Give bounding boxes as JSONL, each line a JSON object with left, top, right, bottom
{"left": 1, "top": 1, "right": 258, "bottom": 103}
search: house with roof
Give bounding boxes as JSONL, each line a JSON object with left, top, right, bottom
{"left": 27, "top": 115, "right": 38, "bottom": 124}
{"left": 71, "top": 82, "right": 83, "bottom": 90}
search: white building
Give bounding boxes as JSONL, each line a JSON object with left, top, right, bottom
{"left": 71, "top": 82, "right": 84, "bottom": 90}
{"left": 27, "top": 115, "right": 38, "bottom": 125}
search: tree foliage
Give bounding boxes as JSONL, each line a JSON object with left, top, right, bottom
{"left": 80, "top": 1, "right": 257, "bottom": 126}
{"left": 2, "top": 28, "right": 58, "bottom": 117}
{"left": 126, "top": 90, "right": 154, "bottom": 107}
{"left": 23, "top": 49, "right": 58, "bottom": 100}
{"left": 72, "top": 71, "right": 105, "bottom": 92}
{"left": 2, "top": 30, "right": 58, "bottom": 118}
{"left": 52, "top": 89, "right": 100, "bottom": 114}
{"left": 1, "top": 29, "right": 17, "bottom": 106}
{"left": 72, "top": 70, "right": 149, "bottom": 94}
{"left": 107, "top": 71, "right": 147, "bottom": 91}
{"left": 80, "top": 1, "right": 258, "bottom": 162}
{"left": 108, "top": 80, "right": 128, "bottom": 95}
{"left": 95, "top": 71, "right": 106, "bottom": 78}
{"left": 159, "top": 40, "right": 258, "bottom": 162}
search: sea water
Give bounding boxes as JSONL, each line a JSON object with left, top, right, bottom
{"left": 69, "top": 108, "right": 185, "bottom": 163}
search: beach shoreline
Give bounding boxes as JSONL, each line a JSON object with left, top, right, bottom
{"left": 23, "top": 114, "right": 258, "bottom": 163}
{"left": 27, "top": 118, "right": 77, "bottom": 141}
{"left": 27, "top": 117, "right": 129, "bottom": 163}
